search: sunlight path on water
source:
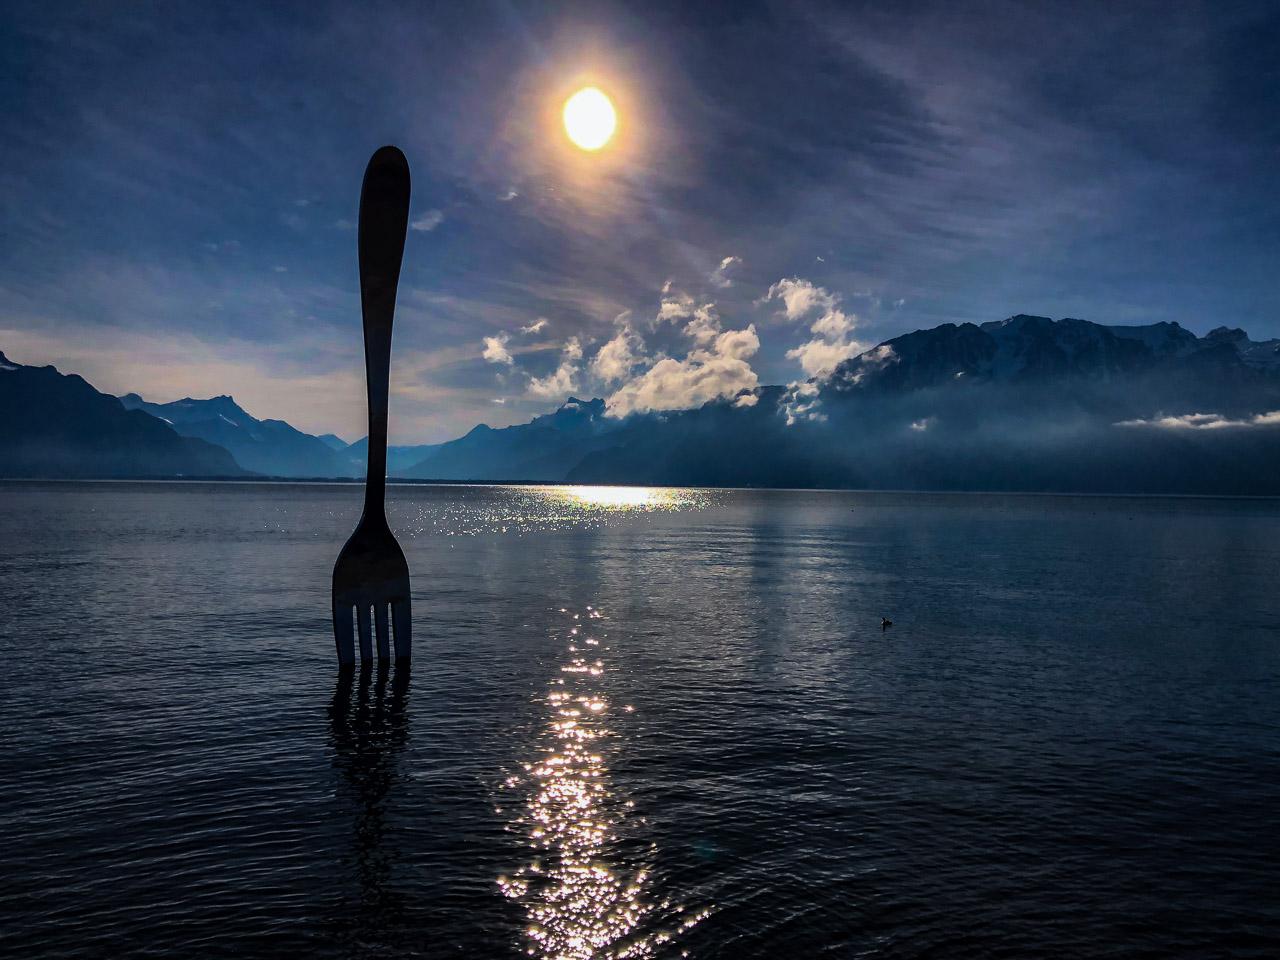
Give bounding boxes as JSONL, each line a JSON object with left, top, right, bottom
{"left": 497, "top": 606, "right": 709, "bottom": 959}
{"left": 397, "top": 485, "right": 708, "bottom": 538}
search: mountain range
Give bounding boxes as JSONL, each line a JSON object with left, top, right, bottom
{"left": 399, "top": 397, "right": 618, "bottom": 481}
{"left": 3, "top": 315, "right": 1279, "bottom": 492}
{"left": 118, "top": 392, "right": 353, "bottom": 478}
{"left": 0, "top": 350, "right": 246, "bottom": 478}
{"left": 564, "top": 316, "right": 1280, "bottom": 493}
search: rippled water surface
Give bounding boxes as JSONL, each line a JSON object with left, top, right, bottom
{"left": 2, "top": 482, "right": 1279, "bottom": 958}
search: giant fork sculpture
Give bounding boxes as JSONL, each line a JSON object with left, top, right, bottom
{"left": 332, "top": 146, "right": 412, "bottom": 666}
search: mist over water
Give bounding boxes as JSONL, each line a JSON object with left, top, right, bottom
{"left": 2, "top": 482, "right": 1278, "bottom": 958}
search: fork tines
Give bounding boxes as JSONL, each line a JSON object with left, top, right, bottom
{"left": 333, "top": 596, "right": 411, "bottom": 665}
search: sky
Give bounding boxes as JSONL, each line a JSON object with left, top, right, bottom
{"left": 2, "top": 0, "right": 1278, "bottom": 443}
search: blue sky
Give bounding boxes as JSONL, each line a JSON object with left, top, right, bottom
{"left": 3, "top": 0, "right": 1277, "bottom": 441}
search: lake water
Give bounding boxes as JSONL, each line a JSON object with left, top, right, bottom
{"left": 2, "top": 481, "right": 1278, "bottom": 958}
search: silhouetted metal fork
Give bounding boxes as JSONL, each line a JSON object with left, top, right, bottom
{"left": 332, "top": 146, "right": 412, "bottom": 666}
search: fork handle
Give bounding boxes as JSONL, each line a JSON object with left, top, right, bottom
{"left": 357, "top": 146, "right": 411, "bottom": 520}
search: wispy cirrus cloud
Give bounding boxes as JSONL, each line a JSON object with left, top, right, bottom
{"left": 410, "top": 209, "right": 444, "bottom": 232}
{"left": 711, "top": 255, "right": 741, "bottom": 288}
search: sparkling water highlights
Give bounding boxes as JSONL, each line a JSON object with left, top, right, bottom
{"left": 499, "top": 606, "right": 707, "bottom": 959}
{"left": 398, "top": 484, "right": 707, "bottom": 537}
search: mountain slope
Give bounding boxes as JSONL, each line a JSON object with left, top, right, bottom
{"left": 317, "top": 433, "right": 349, "bottom": 452}
{"left": 831, "top": 314, "right": 1280, "bottom": 394}
{"left": 344, "top": 437, "right": 441, "bottom": 476}
{"left": 120, "top": 393, "right": 354, "bottom": 478}
{"left": 0, "top": 351, "right": 247, "bottom": 478}
{"left": 399, "top": 397, "right": 622, "bottom": 481}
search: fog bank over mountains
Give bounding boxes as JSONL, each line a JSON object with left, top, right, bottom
{"left": 4, "top": 316, "right": 1279, "bottom": 494}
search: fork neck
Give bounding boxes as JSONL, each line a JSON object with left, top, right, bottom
{"left": 362, "top": 318, "right": 390, "bottom": 523}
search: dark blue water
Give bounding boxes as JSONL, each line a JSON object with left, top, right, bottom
{"left": 1, "top": 482, "right": 1278, "bottom": 958}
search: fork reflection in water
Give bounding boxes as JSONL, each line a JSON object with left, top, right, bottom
{"left": 498, "top": 608, "right": 708, "bottom": 959}
{"left": 329, "top": 662, "right": 412, "bottom": 936}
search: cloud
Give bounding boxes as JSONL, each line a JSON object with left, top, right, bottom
{"left": 527, "top": 337, "right": 582, "bottom": 399}
{"left": 652, "top": 284, "right": 726, "bottom": 347}
{"left": 685, "top": 304, "right": 721, "bottom": 346}
{"left": 765, "top": 278, "right": 841, "bottom": 323}
{"left": 484, "top": 319, "right": 548, "bottom": 367}
{"left": 591, "top": 323, "right": 644, "bottom": 384}
{"left": 498, "top": 189, "right": 518, "bottom": 202}
{"left": 838, "top": 344, "right": 898, "bottom": 385}
{"left": 410, "top": 209, "right": 444, "bottom": 232}
{"left": 656, "top": 289, "right": 695, "bottom": 323}
{"left": 1116, "top": 411, "right": 1280, "bottom": 430}
{"left": 711, "top": 255, "right": 742, "bottom": 288}
{"left": 786, "top": 337, "right": 865, "bottom": 379}
{"left": 780, "top": 380, "right": 824, "bottom": 426}
{"left": 605, "top": 325, "right": 760, "bottom": 417}
{"left": 767, "top": 278, "right": 867, "bottom": 379}
{"left": 482, "top": 333, "right": 513, "bottom": 365}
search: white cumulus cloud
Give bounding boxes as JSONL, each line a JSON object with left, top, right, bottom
{"left": 591, "top": 324, "right": 645, "bottom": 384}
{"left": 521, "top": 317, "right": 549, "bottom": 335}
{"left": 685, "top": 304, "right": 721, "bottom": 346}
{"left": 765, "top": 277, "right": 841, "bottom": 323}
{"left": 528, "top": 337, "right": 583, "bottom": 399}
{"left": 1115, "top": 411, "right": 1280, "bottom": 430}
{"left": 785, "top": 338, "right": 865, "bottom": 379}
{"left": 481, "top": 333, "right": 513, "bottom": 365}
{"left": 767, "top": 278, "right": 867, "bottom": 380}
{"left": 656, "top": 289, "right": 695, "bottom": 323}
{"left": 606, "top": 325, "right": 760, "bottom": 417}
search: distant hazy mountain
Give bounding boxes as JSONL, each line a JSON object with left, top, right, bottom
{"left": 345, "top": 436, "right": 442, "bottom": 475}
{"left": 120, "top": 393, "right": 355, "bottom": 478}
{"left": 0, "top": 351, "right": 247, "bottom": 478}
{"left": 398, "top": 397, "right": 621, "bottom": 480}
{"left": 566, "top": 316, "right": 1280, "bottom": 494}
{"left": 316, "top": 433, "right": 349, "bottom": 452}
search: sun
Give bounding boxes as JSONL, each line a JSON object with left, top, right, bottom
{"left": 562, "top": 87, "right": 617, "bottom": 151}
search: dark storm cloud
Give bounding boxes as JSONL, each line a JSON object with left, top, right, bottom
{"left": 1, "top": 0, "right": 1276, "bottom": 440}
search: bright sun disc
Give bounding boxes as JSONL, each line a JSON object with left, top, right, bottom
{"left": 563, "top": 87, "right": 617, "bottom": 151}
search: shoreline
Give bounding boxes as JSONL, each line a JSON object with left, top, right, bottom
{"left": 3, "top": 475, "right": 1280, "bottom": 501}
